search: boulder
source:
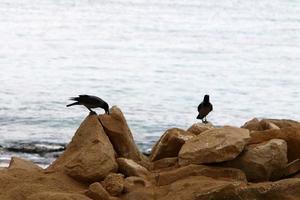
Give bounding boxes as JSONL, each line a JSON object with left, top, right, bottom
{"left": 102, "top": 173, "right": 125, "bottom": 196}
{"left": 150, "top": 128, "right": 194, "bottom": 161}
{"left": 85, "top": 182, "right": 110, "bottom": 200}
{"left": 178, "top": 127, "right": 250, "bottom": 165}
{"left": 8, "top": 157, "right": 43, "bottom": 172}
{"left": 124, "top": 176, "right": 152, "bottom": 193}
{"left": 225, "top": 139, "right": 288, "bottom": 182}
{"left": 249, "top": 127, "right": 300, "bottom": 162}
{"left": 241, "top": 118, "right": 280, "bottom": 131}
{"left": 266, "top": 119, "right": 300, "bottom": 129}
{"left": 46, "top": 114, "right": 118, "bottom": 182}
{"left": 187, "top": 122, "right": 214, "bottom": 135}
{"left": 156, "top": 164, "right": 247, "bottom": 186}
{"left": 117, "top": 158, "right": 151, "bottom": 178}
{"left": 98, "top": 106, "right": 143, "bottom": 161}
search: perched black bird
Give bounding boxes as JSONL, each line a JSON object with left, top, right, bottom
{"left": 66, "top": 95, "right": 109, "bottom": 114}
{"left": 197, "top": 94, "right": 213, "bottom": 123}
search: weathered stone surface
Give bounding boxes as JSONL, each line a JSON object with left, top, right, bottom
{"left": 159, "top": 176, "right": 241, "bottom": 200}
{"left": 102, "top": 173, "right": 124, "bottom": 196}
{"left": 47, "top": 114, "right": 118, "bottom": 182}
{"left": 8, "top": 157, "right": 42, "bottom": 172}
{"left": 85, "top": 182, "right": 110, "bottom": 200}
{"left": 124, "top": 176, "right": 152, "bottom": 193}
{"left": 249, "top": 127, "right": 300, "bottom": 162}
{"left": 156, "top": 164, "right": 247, "bottom": 186}
{"left": 117, "top": 158, "right": 151, "bottom": 178}
{"left": 98, "top": 106, "right": 143, "bottom": 161}
{"left": 150, "top": 128, "right": 194, "bottom": 161}
{"left": 242, "top": 118, "right": 280, "bottom": 131}
{"left": 225, "top": 139, "right": 288, "bottom": 182}
{"left": 27, "top": 192, "right": 91, "bottom": 200}
{"left": 236, "top": 178, "right": 300, "bottom": 200}
{"left": 150, "top": 157, "right": 178, "bottom": 171}
{"left": 187, "top": 122, "right": 214, "bottom": 135}
{"left": 178, "top": 127, "right": 250, "bottom": 165}
{"left": 266, "top": 119, "right": 300, "bottom": 129}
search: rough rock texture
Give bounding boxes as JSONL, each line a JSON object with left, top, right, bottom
{"left": 242, "top": 118, "right": 280, "bottom": 131}
{"left": 178, "top": 127, "right": 250, "bottom": 165}
{"left": 187, "top": 122, "right": 214, "bottom": 135}
{"left": 8, "top": 157, "right": 43, "bottom": 172}
{"left": 225, "top": 139, "right": 288, "bottom": 182}
{"left": 156, "top": 164, "right": 247, "bottom": 186}
{"left": 99, "top": 106, "right": 143, "bottom": 161}
{"left": 47, "top": 114, "right": 118, "bottom": 182}
{"left": 250, "top": 127, "right": 300, "bottom": 162}
{"left": 27, "top": 192, "right": 91, "bottom": 200}
{"left": 85, "top": 182, "right": 110, "bottom": 200}
{"left": 150, "top": 128, "right": 194, "bottom": 161}
{"left": 124, "top": 176, "right": 151, "bottom": 193}
{"left": 117, "top": 158, "right": 151, "bottom": 178}
{"left": 150, "top": 157, "right": 178, "bottom": 171}
{"left": 102, "top": 173, "right": 125, "bottom": 196}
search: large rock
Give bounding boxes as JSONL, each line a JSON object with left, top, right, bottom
{"left": 99, "top": 106, "right": 143, "bottom": 161}
{"left": 150, "top": 157, "right": 178, "bottom": 171}
{"left": 224, "top": 139, "right": 288, "bottom": 182}
{"left": 178, "top": 127, "right": 250, "bottom": 165}
{"left": 150, "top": 128, "right": 194, "bottom": 161}
{"left": 249, "top": 127, "right": 300, "bottom": 162}
{"left": 117, "top": 158, "right": 151, "bottom": 178}
{"left": 242, "top": 118, "right": 280, "bottom": 131}
{"left": 187, "top": 122, "right": 214, "bottom": 135}
{"left": 156, "top": 164, "right": 247, "bottom": 186}
{"left": 47, "top": 114, "right": 118, "bottom": 182}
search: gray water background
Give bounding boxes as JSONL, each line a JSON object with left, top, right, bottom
{"left": 0, "top": 0, "right": 300, "bottom": 166}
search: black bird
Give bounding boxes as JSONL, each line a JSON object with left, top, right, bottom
{"left": 197, "top": 94, "right": 213, "bottom": 123}
{"left": 66, "top": 95, "right": 109, "bottom": 114}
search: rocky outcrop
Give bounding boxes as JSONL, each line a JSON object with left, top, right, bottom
{"left": 224, "top": 139, "right": 288, "bottom": 182}
{"left": 150, "top": 128, "right": 193, "bottom": 161}
{"left": 1, "top": 110, "right": 300, "bottom": 200}
{"left": 178, "top": 127, "right": 250, "bottom": 165}
{"left": 99, "top": 106, "right": 143, "bottom": 161}
{"left": 46, "top": 114, "right": 118, "bottom": 182}
{"left": 187, "top": 122, "right": 214, "bottom": 135}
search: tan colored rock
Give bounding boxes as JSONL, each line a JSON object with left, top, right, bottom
{"left": 124, "top": 176, "right": 152, "bottom": 193}
{"left": 150, "top": 157, "right": 178, "bottom": 171}
{"left": 8, "top": 157, "right": 43, "bottom": 172}
{"left": 156, "top": 164, "right": 247, "bottom": 186}
{"left": 85, "top": 182, "right": 110, "bottom": 200}
{"left": 236, "top": 178, "right": 300, "bottom": 200}
{"left": 27, "top": 192, "right": 91, "bottom": 200}
{"left": 225, "top": 139, "right": 288, "bottom": 182}
{"left": 187, "top": 122, "right": 214, "bottom": 135}
{"left": 102, "top": 173, "right": 125, "bottom": 196}
{"left": 98, "top": 106, "right": 142, "bottom": 161}
{"left": 249, "top": 127, "right": 300, "bottom": 162}
{"left": 159, "top": 176, "right": 241, "bottom": 200}
{"left": 266, "top": 119, "right": 300, "bottom": 128}
{"left": 150, "top": 128, "right": 194, "bottom": 161}
{"left": 46, "top": 114, "right": 118, "bottom": 182}
{"left": 242, "top": 118, "right": 280, "bottom": 131}
{"left": 117, "top": 158, "right": 151, "bottom": 178}
{"left": 178, "top": 127, "right": 250, "bottom": 165}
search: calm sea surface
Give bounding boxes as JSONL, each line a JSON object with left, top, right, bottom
{"left": 0, "top": 0, "right": 300, "bottom": 166}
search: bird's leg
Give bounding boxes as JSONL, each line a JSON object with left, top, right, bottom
{"left": 86, "top": 107, "right": 97, "bottom": 115}
{"left": 202, "top": 119, "right": 205, "bottom": 123}
{"left": 204, "top": 117, "right": 208, "bottom": 124}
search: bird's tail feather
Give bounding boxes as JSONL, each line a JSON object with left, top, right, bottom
{"left": 66, "top": 102, "right": 79, "bottom": 107}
